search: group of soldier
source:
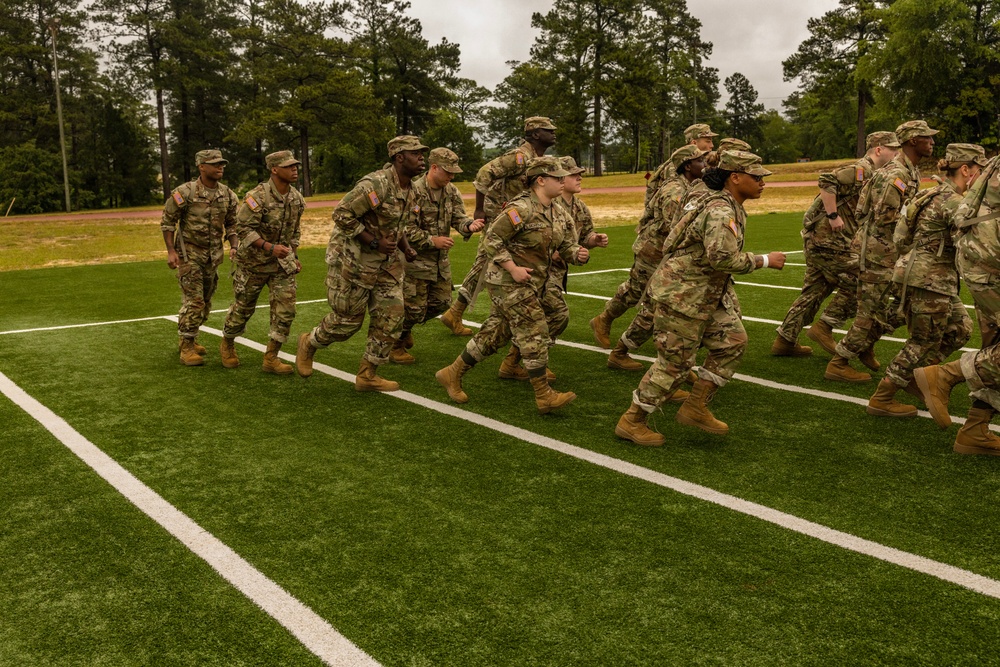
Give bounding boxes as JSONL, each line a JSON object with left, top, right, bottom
{"left": 160, "top": 114, "right": 1000, "bottom": 457}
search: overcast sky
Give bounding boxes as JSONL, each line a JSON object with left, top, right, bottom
{"left": 407, "top": 0, "right": 841, "bottom": 109}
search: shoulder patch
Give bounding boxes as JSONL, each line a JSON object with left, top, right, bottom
{"left": 507, "top": 209, "right": 523, "bottom": 226}
{"left": 368, "top": 190, "right": 381, "bottom": 208}
{"left": 726, "top": 218, "right": 738, "bottom": 236}
{"left": 172, "top": 191, "right": 184, "bottom": 206}
{"left": 516, "top": 153, "right": 525, "bottom": 166}
{"left": 245, "top": 194, "right": 259, "bottom": 211}
{"left": 892, "top": 177, "right": 906, "bottom": 193}
{"left": 856, "top": 167, "right": 865, "bottom": 182}
{"left": 412, "top": 205, "right": 421, "bottom": 214}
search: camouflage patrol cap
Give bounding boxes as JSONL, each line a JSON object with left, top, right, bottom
{"left": 717, "top": 150, "right": 772, "bottom": 177}
{"left": 195, "top": 149, "right": 228, "bottom": 166}
{"left": 559, "top": 156, "right": 586, "bottom": 175}
{"left": 944, "top": 143, "right": 989, "bottom": 167}
{"left": 388, "top": 135, "right": 429, "bottom": 157}
{"left": 866, "top": 131, "right": 901, "bottom": 150}
{"left": 524, "top": 116, "right": 557, "bottom": 132}
{"left": 717, "top": 138, "right": 751, "bottom": 153}
{"left": 526, "top": 156, "right": 570, "bottom": 178}
{"left": 684, "top": 123, "right": 718, "bottom": 142}
{"left": 265, "top": 150, "right": 301, "bottom": 169}
{"left": 669, "top": 145, "right": 709, "bottom": 170}
{"left": 895, "top": 120, "right": 939, "bottom": 144}
{"left": 428, "top": 147, "right": 462, "bottom": 173}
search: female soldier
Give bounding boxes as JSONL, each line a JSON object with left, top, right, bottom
{"left": 615, "top": 151, "right": 786, "bottom": 446}
{"left": 435, "top": 156, "right": 590, "bottom": 414}
{"left": 867, "top": 144, "right": 984, "bottom": 418}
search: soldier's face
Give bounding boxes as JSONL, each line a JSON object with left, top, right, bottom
{"left": 398, "top": 150, "right": 426, "bottom": 177}
{"left": 429, "top": 164, "right": 455, "bottom": 187}
{"left": 273, "top": 164, "right": 298, "bottom": 184}
{"left": 199, "top": 162, "right": 225, "bottom": 181}
{"left": 533, "top": 128, "right": 556, "bottom": 147}
{"left": 563, "top": 174, "right": 583, "bottom": 194}
{"left": 539, "top": 175, "right": 564, "bottom": 198}
{"left": 734, "top": 173, "right": 765, "bottom": 200}
{"left": 874, "top": 147, "right": 897, "bottom": 168}
{"left": 687, "top": 157, "right": 706, "bottom": 179}
{"left": 694, "top": 137, "right": 714, "bottom": 152}
{"left": 912, "top": 135, "right": 935, "bottom": 157}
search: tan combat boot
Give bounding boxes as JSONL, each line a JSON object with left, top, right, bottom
{"left": 615, "top": 404, "right": 665, "bottom": 446}
{"left": 914, "top": 360, "right": 964, "bottom": 429}
{"left": 355, "top": 358, "right": 399, "bottom": 392}
{"left": 296, "top": 332, "right": 317, "bottom": 377}
{"left": 954, "top": 407, "right": 1000, "bottom": 456}
{"left": 676, "top": 379, "right": 728, "bottom": 435}
{"left": 667, "top": 387, "right": 690, "bottom": 403}
{"left": 220, "top": 337, "right": 240, "bottom": 368}
{"left": 498, "top": 346, "right": 529, "bottom": 381}
{"left": 824, "top": 355, "right": 872, "bottom": 383}
{"left": 866, "top": 378, "right": 917, "bottom": 418}
{"left": 608, "top": 341, "right": 643, "bottom": 371}
{"left": 262, "top": 340, "right": 294, "bottom": 375}
{"left": 859, "top": 346, "right": 881, "bottom": 372}
{"left": 389, "top": 340, "right": 415, "bottom": 365}
{"left": 771, "top": 334, "right": 813, "bottom": 357}
{"left": 178, "top": 337, "right": 204, "bottom": 366}
{"left": 903, "top": 379, "right": 924, "bottom": 406}
{"left": 440, "top": 301, "right": 472, "bottom": 335}
{"left": 530, "top": 375, "right": 576, "bottom": 414}
{"left": 179, "top": 338, "right": 208, "bottom": 355}
{"left": 805, "top": 320, "right": 838, "bottom": 355}
{"left": 400, "top": 330, "right": 414, "bottom": 350}
{"left": 589, "top": 310, "right": 613, "bottom": 348}
{"left": 435, "top": 355, "right": 472, "bottom": 403}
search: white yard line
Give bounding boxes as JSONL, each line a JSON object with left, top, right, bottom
{"left": 188, "top": 324, "right": 1000, "bottom": 600}
{"left": 0, "top": 371, "right": 380, "bottom": 667}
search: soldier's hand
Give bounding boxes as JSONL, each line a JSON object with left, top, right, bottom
{"left": 431, "top": 236, "right": 454, "bottom": 250}
{"left": 404, "top": 246, "right": 418, "bottom": 262}
{"left": 272, "top": 244, "right": 291, "bottom": 259}
{"left": 591, "top": 233, "right": 609, "bottom": 248}
{"left": 830, "top": 215, "right": 844, "bottom": 232}
{"left": 576, "top": 247, "right": 590, "bottom": 263}
{"left": 469, "top": 219, "right": 485, "bottom": 233}
{"left": 510, "top": 266, "right": 533, "bottom": 283}
{"left": 229, "top": 247, "right": 237, "bottom": 262}
{"left": 377, "top": 237, "right": 397, "bottom": 255}
{"left": 166, "top": 248, "right": 179, "bottom": 270}
{"left": 767, "top": 251, "right": 786, "bottom": 269}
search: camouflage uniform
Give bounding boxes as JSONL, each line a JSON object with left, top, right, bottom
{"left": 543, "top": 191, "right": 594, "bottom": 341}
{"left": 463, "top": 190, "right": 584, "bottom": 371}
{"left": 634, "top": 187, "right": 759, "bottom": 409}
{"left": 644, "top": 124, "right": 718, "bottom": 204}
{"left": 161, "top": 165, "right": 239, "bottom": 341}
{"left": 222, "top": 176, "right": 303, "bottom": 343}
{"left": 306, "top": 164, "right": 416, "bottom": 365}
{"left": 883, "top": 178, "right": 973, "bottom": 387}
{"left": 835, "top": 149, "right": 923, "bottom": 360}
{"left": 403, "top": 172, "right": 475, "bottom": 332}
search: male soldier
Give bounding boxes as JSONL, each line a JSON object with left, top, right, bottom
{"left": 825, "top": 120, "right": 937, "bottom": 383}
{"left": 220, "top": 150, "right": 304, "bottom": 374}
{"left": 645, "top": 123, "right": 718, "bottom": 203}
{"left": 439, "top": 117, "right": 558, "bottom": 335}
{"left": 161, "top": 149, "right": 240, "bottom": 366}
{"left": 772, "top": 131, "right": 900, "bottom": 357}
{"left": 391, "top": 147, "right": 485, "bottom": 364}
{"left": 296, "top": 136, "right": 422, "bottom": 391}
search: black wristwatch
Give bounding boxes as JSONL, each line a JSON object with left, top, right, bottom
{"left": 826, "top": 211, "right": 839, "bottom": 219}
{"left": 368, "top": 237, "right": 379, "bottom": 251}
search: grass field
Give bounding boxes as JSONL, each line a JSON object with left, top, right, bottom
{"left": 3, "top": 208, "right": 1000, "bottom": 665}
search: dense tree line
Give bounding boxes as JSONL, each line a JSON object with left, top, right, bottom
{"left": 2, "top": 0, "right": 999, "bottom": 213}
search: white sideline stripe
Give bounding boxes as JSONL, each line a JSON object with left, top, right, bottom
{"left": 190, "top": 325, "right": 1000, "bottom": 600}
{"left": 570, "top": 268, "right": 630, "bottom": 276}
{"left": 0, "top": 370, "right": 380, "bottom": 667}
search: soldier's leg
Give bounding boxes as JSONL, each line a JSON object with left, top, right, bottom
{"left": 308, "top": 271, "right": 370, "bottom": 349}
{"left": 267, "top": 272, "right": 297, "bottom": 344}
{"left": 541, "top": 284, "right": 569, "bottom": 344}
{"left": 620, "top": 292, "right": 656, "bottom": 351}
{"left": 425, "top": 278, "right": 453, "bottom": 323}
{"left": 967, "top": 282, "right": 1000, "bottom": 350}
{"left": 362, "top": 273, "right": 405, "bottom": 366}
{"left": 938, "top": 295, "right": 974, "bottom": 361}
{"left": 402, "top": 273, "right": 426, "bottom": 334}
{"left": 698, "top": 296, "right": 749, "bottom": 387}
{"left": 455, "top": 239, "right": 490, "bottom": 305}
{"left": 776, "top": 262, "right": 836, "bottom": 343}
{"left": 835, "top": 279, "right": 887, "bottom": 360}
{"left": 604, "top": 259, "right": 655, "bottom": 320}
{"left": 819, "top": 256, "right": 860, "bottom": 328}
{"left": 885, "top": 288, "right": 949, "bottom": 389}
{"left": 222, "top": 266, "right": 268, "bottom": 339}
{"left": 177, "top": 258, "right": 210, "bottom": 340}
{"left": 635, "top": 303, "right": 705, "bottom": 410}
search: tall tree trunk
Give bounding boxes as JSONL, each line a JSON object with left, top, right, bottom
{"left": 632, "top": 123, "right": 640, "bottom": 173}
{"left": 855, "top": 85, "right": 867, "bottom": 159}
{"left": 180, "top": 87, "right": 191, "bottom": 181}
{"left": 593, "top": 50, "right": 603, "bottom": 177}
{"left": 155, "top": 84, "right": 170, "bottom": 201}
{"left": 299, "top": 127, "right": 312, "bottom": 197}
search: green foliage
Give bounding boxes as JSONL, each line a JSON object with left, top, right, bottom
{"left": 724, "top": 72, "right": 765, "bottom": 146}
{"left": 421, "top": 109, "right": 484, "bottom": 180}
{"left": 0, "top": 141, "right": 64, "bottom": 214}
{"left": 755, "top": 109, "right": 802, "bottom": 164}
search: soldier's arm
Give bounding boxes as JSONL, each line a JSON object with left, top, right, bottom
{"left": 333, "top": 180, "right": 380, "bottom": 241}
{"left": 225, "top": 191, "right": 239, "bottom": 258}
{"left": 702, "top": 208, "right": 759, "bottom": 274}
{"left": 160, "top": 189, "right": 185, "bottom": 268}
{"left": 449, "top": 186, "right": 478, "bottom": 239}
{"left": 403, "top": 202, "right": 435, "bottom": 250}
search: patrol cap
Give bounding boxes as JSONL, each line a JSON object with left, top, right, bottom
{"left": 943, "top": 143, "right": 989, "bottom": 167}
{"left": 895, "top": 120, "right": 939, "bottom": 144}
{"left": 387, "top": 135, "right": 429, "bottom": 157}
{"left": 559, "top": 156, "right": 586, "bottom": 175}
{"left": 265, "top": 150, "right": 301, "bottom": 169}
{"left": 428, "top": 147, "right": 462, "bottom": 173}
{"left": 684, "top": 123, "right": 718, "bottom": 142}
{"left": 195, "top": 149, "right": 228, "bottom": 166}
{"left": 717, "top": 150, "right": 772, "bottom": 177}
{"left": 526, "top": 156, "right": 570, "bottom": 178}
{"left": 866, "top": 131, "right": 901, "bottom": 150}
{"left": 669, "top": 145, "right": 709, "bottom": 170}
{"left": 717, "top": 138, "right": 751, "bottom": 153}
{"left": 524, "top": 116, "right": 557, "bottom": 132}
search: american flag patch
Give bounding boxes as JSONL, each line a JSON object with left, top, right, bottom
{"left": 413, "top": 205, "right": 421, "bottom": 214}
{"left": 507, "top": 209, "right": 523, "bottom": 225}
{"left": 727, "top": 218, "right": 738, "bottom": 236}
{"left": 856, "top": 167, "right": 864, "bottom": 182}
{"left": 892, "top": 177, "right": 906, "bottom": 193}
{"left": 516, "top": 153, "right": 525, "bottom": 166}
{"left": 245, "top": 194, "right": 259, "bottom": 210}
{"left": 367, "top": 191, "right": 380, "bottom": 208}
{"left": 172, "top": 191, "right": 184, "bottom": 206}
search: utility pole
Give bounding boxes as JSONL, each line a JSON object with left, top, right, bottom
{"left": 47, "top": 18, "right": 71, "bottom": 213}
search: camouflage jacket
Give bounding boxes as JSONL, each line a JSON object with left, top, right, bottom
{"left": 645, "top": 160, "right": 673, "bottom": 206}
{"left": 484, "top": 191, "right": 584, "bottom": 293}
{"left": 234, "top": 178, "right": 304, "bottom": 273}
{"left": 327, "top": 166, "right": 415, "bottom": 287}
{"left": 647, "top": 189, "right": 758, "bottom": 320}
{"left": 957, "top": 168, "right": 1000, "bottom": 285}
{"left": 473, "top": 140, "right": 542, "bottom": 220}
{"left": 852, "top": 151, "right": 921, "bottom": 278}
{"left": 403, "top": 174, "right": 476, "bottom": 282}
{"left": 160, "top": 179, "right": 239, "bottom": 254}
{"left": 891, "top": 178, "right": 962, "bottom": 296}
{"left": 633, "top": 175, "right": 697, "bottom": 265}
{"left": 803, "top": 155, "right": 875, "bottom": 252}
{"left": 548, "top": 194, "right": 595, "bottom": 284}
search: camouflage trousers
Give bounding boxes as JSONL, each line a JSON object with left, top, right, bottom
{"left": 175, "top": 245, "right": 223, "bottom": 339}
{"left": 603, "top": 257, "right": 658, "bottom": 320}
{"left": 884, "top": 287, "right": 972, "bottom": 387}
{"left": 967, "top": 281, "right": 1000, "bottom": 350}
{"left": 222, "top": 266, "right": 296, "bottom": 343}
{"left": 619, "top": 291, "right": 655, "bottom": 351}
{"left": 776, "top": 245, "right": 858, "bottom": 343}
{"left": 542, "top": 273, "right": 569, "bottom": 345}
{"left": 456, "top": 238, "right": 489, "bottom": 304}
{"left": 834, "top": 275, "right": 904, "bottom": 360}
{"left": 465, "top": 283, "right": 550, "bottom": 371}
{"left": 403, "top": 274, "right": 453, "bottom": 332}
{"left": 961, "top": 281, "right": 1000, "bottom": 410}
{"left": 309, "top": 268, "right": 404, "bottom": 366}
{"left": 635, "top": 294, "right": 748, "bottom": 410}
